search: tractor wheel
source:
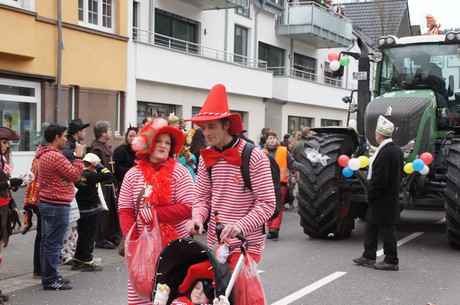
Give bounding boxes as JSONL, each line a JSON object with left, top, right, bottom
{"left": 445, "top": 138, "right": 460, "bottom": 249}
{"left": 297, "top": 133, "right": 357, "bottom": 239}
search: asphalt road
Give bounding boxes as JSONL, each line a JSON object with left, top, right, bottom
{"left": 3, "top": 204, "right": 459, "bottom": 305}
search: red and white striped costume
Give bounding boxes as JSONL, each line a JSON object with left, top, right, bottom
{"left": 192, "top": 139, "right": 276, "bottom": 255}
{"left": 119, "top": 161, "right": 194, "bottom": 305}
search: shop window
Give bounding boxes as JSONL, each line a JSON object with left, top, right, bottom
{"left": 0, "top": 78, "right": 40, "bottom": 152}
{"left": 321, "top": 118, "right": 342, "bottom": 127}
{"left": 288, "top": 116, "right": 313, "bottom": 134}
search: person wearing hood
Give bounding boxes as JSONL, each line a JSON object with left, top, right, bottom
{"left": 264, "top": 131, "right": 303, "bottom": 239}
{"left": 36, "top": 123, "right": 85, "bottom": 290}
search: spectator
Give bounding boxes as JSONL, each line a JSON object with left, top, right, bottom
{"left": 258, "top": 127, "right": 271, "bottom": 149}
{"left": 186, "top": 84, "right": 275, "bottom": 305}
{"left": 290, "top": 130, "right": 302, "bottom": 152}
{"left": 292, "top": 127, "right": 313, "bottom": 163}
{"left": 280, "top": 134, "right": 291, "bottom": 150}
{"left": 113, "top": 126, "right": 138, "bottom": 191}
{"left": 88, "top": 120, "right": 120, "bottom": 249}
{"left": 36, "top": 123, "right": 85, "bottom": 290}
{"left": 190, "top": 128, "right": 207, "bottom": 167}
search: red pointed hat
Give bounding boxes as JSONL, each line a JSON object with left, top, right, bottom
{"left": 178, "top": 260, "right": 214, "bottom": 294}
{"left": 187, "top": 84, "right": 243, "bottom": 135}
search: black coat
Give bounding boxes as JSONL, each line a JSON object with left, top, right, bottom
{"left": 112, "top": 143, "right": 136, "bottom": 186}
{"left": 367, "top": 141, "right": 404, "bottom": 225}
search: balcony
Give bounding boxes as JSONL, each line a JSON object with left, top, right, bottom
{"left": 252, "top": 0, "right": 284, "bottom": 16}
{"left": 177, "top": 0, "right": 249, "bottom": 10}
{"left": 276, "top": 1, "right": 353, "bottom": 48}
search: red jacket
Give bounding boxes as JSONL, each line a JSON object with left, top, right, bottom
{"left": 36, "top": 145, "right": 83, "bottom": 205}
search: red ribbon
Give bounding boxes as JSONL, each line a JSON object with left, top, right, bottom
{"left": 200, "top": 147, "right": 242, "bottom": 167}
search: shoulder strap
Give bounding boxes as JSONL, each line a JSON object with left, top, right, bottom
{"left": 241, "top": 142, "right": 257, "bottom": 191}
{"left": 134, "top": 187, "right": 146, "bottom": 219}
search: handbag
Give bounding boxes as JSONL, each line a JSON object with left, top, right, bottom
{"left": 125, "top": 211, "right": 162, "bottom": 299}
{"left": 118, "top": 187, "right": 145, "bottom": 257}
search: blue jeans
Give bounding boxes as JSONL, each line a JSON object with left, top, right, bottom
{"left": 39, "top": 202, "right": 70, "bottom": 285}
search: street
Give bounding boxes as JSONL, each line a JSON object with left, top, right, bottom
{"left": 1, "top": 205, "right": 458, "bottom": 305}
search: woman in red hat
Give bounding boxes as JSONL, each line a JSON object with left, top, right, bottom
{"left": 118, "top": 118, "right": 195, "bottom": 305}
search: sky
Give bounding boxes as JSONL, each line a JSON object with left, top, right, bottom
{"left": 407, "top": 0, "right": 458, "bottom": 31}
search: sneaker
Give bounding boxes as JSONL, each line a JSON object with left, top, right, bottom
{"left": 95, "top": 240, "right": 116, "bottom": 249}
{"left": 59, "top": 276, "right": 71, "bottom": 284}
{"left": 353, "top": 256, "right": 376, "bottom": 266}
{"left": 0, "top": 290, "right": 9, "bottom": 302}
{"left": 373, "top": 261, "right": 399, "bottom": 271}
{"left": 43, "top": 279, "right": 72, "bottom": 290}
{"left": 72, "top": 259, "right": 103, "bottom": 272}
{"left": 267, "top": 228, "right": 279, "bottom": 239}
{"left": 62, "top": 259, "right": 74, "bottom": 266}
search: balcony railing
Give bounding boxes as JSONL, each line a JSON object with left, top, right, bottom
{"left": 133, "top": 28, "right": 268, "bottom": 70}
{"left": 276, "top": 1, "right": 353, "bottom": 48}
{"left": 177, "top": 0, "right": 249, "bottom": 10}
{"left": 269, "top": 66, "right": 356, "bottom": 90}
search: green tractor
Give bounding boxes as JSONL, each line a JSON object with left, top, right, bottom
{"left": 297, "top": 32, "right": 460, "bottom": 248}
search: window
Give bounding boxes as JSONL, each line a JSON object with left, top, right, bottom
{"left": 321, "top": 119, "right": 342, "bottom": 127}
{"left": 235, "top": 6, "right": 250, "bottom": 17}
{"left": 0, "top": 0, "right": 34, "bottom": 10}
{"left": 234, "top": 25, "right": 248, "bottom": 64}
{"left": 294, "top": 53, "right": 316, "bottom": 80}
{"left": 78, "top": 0, "right": 115, "bottom": 33}
{"left": 154, "top": 9, "right": 199, "bottom": 53}
{"left": 67, "top": 86, "right": 76, "bottom": 121}
{"left": 132, "top": 1, "right": 139, "bottom": 39}
{"left": 0, "top": 78, "right": 40, "bottom": 152}
{"left": 288, "top": 116, "right": 313, "bottom": 134}
{"left": 137, "top": 102, "right": 176, "bottom": 126}
{"left": 259, "top": 42, "right": 285, "bottom": 74}
{"left": 324, "top": 62, "right": 342, "bottom": 87}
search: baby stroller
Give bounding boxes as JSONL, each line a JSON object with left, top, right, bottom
{"left": 151, "top": 234, "right": 248, "bottom": 305}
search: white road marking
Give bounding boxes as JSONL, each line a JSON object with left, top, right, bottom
{"left": 376, "top": 231, "right": 423, "bottom": 257}
{"left": 270, "top": 271, "right": 347, "bottom": 305}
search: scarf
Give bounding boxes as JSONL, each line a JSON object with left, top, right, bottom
{"left": 367, "top": 138, "right": 393, "bottom": 179}
{"left": 137, "top": 157, "right": 178, "bottom": 246}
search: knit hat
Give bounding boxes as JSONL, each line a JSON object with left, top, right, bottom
{"left": 83, "top": 153, "right": 101, "bottom": 164}
{"left": 178, "top": 261, "right": 214, "bottom": 295}
{"left": 131, "top": 118, "right": 184, "bottom": 158}
{"left": 0, "top": 127, "right": 20, "bottom": 141}
{"left": 186, "top": 84, "right": 243, "bottom": 135}
{"left": 375, "top": 115, "right": 394, "bottom": 137}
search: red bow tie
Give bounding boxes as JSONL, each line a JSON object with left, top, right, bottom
{"left": 200, "top": 147, "right": 242, "bottom": 167}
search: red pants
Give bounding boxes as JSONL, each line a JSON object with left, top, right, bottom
{"left": 267, "top": 185, "right": 287, "bottom": 230}
{"left": 227, "top": 252, "right": 265, "bottom": 305}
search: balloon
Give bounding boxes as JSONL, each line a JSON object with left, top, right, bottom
{"left": 348, "top": 119, "right": 357, "bottom": 129}
{"left": 420, "top": 165, "right": 429, "bottom": 175}
{"left": 419, "top": 152, "right": 433, "bottom": 165}
{"left": 348, "top": 158, "right": 361, "bottom": 171}
{"left": 340, "top": 56, "right": 351, "bottom": 66}
{"left": 342, "top": 166, "right": 354, "bottom": 178}
{"left": 330, "top": 60, "right": 340, "bottom": 71}
{"left": 404, "top": 163, "right": 414, "bottom": 174}
{"left": 328, "top": 52, "right": 339, "bottom": 62}
{"left": 338, "top": 155, "right": 350, "bottom": 168}
{"left": 357, "top": 155, "right": 369, "bottom": 168}
{"left": 412, "top": 159, "right": 424, "bottom": 172}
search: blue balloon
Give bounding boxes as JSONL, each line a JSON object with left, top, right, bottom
{"left": 412, "top": 159, "right": 424, "bottom": 172}
{"left": 342, "top": 166, "right": 354, "bottom": 178}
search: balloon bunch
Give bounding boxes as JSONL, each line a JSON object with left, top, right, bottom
{"left": 338, "top": 155, "right": 370, "bottom": 178}
{"left": 328, "top": 52, "right": 350, "bottom": 72}
{"left": 403, "top": 152, "right": 433, "bottom": 175}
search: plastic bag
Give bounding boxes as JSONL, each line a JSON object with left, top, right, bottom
{"left": 305, "top": 148, "right": 330, "bottom": 166}
{"left": 232, "top": 254, "right": 267, "bottom": 305}
{"left": 125, "top": 215, "right": 163, "bottom": 299}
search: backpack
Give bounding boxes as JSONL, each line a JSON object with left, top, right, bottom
{"left": 207, "top": 142, "right": 282, "bottom": 221}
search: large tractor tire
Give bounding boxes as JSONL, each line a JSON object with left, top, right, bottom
{"left": 444, "top": 138, "right": 460, "bottom": 249}
{"left": 297, "top": 133, "right": 357, "bottom": 239}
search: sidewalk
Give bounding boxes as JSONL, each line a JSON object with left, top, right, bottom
{"left": 0, "top": 187, "right": 124, "bottom": 294}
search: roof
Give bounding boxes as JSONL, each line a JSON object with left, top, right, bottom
{"left": 344, "top": 0, "right": 410, "bottom": 44}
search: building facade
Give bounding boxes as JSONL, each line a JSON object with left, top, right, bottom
{"left": 0, "top": 0, "right": 128, "bottom": 175}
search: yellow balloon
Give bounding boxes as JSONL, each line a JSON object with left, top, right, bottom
{"left": 404, "top": 162, "right": 414, "bottom": 174}
{"left": 357, "top": 156, "right": 369, "bottom": 168}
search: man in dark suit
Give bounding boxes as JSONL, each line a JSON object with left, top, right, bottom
{"left": 353, "top": 115, "right": 403, "bottom": 271}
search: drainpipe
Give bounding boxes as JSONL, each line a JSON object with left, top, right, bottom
{"left": 56, "top": 0, "right": 63, "bottom": 123}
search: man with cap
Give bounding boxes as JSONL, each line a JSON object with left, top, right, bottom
{"left": 353, "top": 115, "right": 403, "bottom": 271}
{"left": 59, "top": 118, "right": 90, "bottom": 265}
{"left": 186, "top": 84, "right": 275, "bottom": 304}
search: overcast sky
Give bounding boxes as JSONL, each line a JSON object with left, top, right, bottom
{"left": 407, "top": 0, "right": 458, "bottom": 31}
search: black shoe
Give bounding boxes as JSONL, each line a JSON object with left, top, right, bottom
{"left": 95, "top": 240, "right": 116, "bottom": 249}
{"left": 0, "top": 290, "right": 9, "bottom": 302}
{"left": 267, "top": 228, "right": 279, "bottom": 239}
{"left": 59, "top": 276, "right": 70, "bottom": 284}
{"left": 43, "top": 279, "right": 72, "bottom": 290}
{"left": 72, "top": 259, "right": 103, "bottom": 272}
{"left": 373, "top": 261, "right": 399, "bottom": 271}
{"left": 353, "top": 256, "right": 376, "bottom": 266}
{"left": 62, "top": 259, "right": 74, "bottom": 266}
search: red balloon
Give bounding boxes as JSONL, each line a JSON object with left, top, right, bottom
{"left": 419, "top": 152, "right": 433, "bottom": 165}
{"left": 338, "top": 155, "right": 350, "bottom": 168}
{"left": 328, "top": 52, "right": 339, "bottom": 62}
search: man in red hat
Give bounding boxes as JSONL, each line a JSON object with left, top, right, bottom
{"left": 186, "top": 84, "right": 276, "bottom": 305}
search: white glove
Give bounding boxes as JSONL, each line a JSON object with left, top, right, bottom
{"left": 153, "top": 284, "right": 170, "bottom": 305}
{"left": 213, "top": 295, "right": 230, "bottom": 305}
{"left": 139, "top": 206, "right": 153, "bottom": 224}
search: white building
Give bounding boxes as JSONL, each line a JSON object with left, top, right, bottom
{"left": 126, "top": 0, "right": 359, "bottom": 143}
